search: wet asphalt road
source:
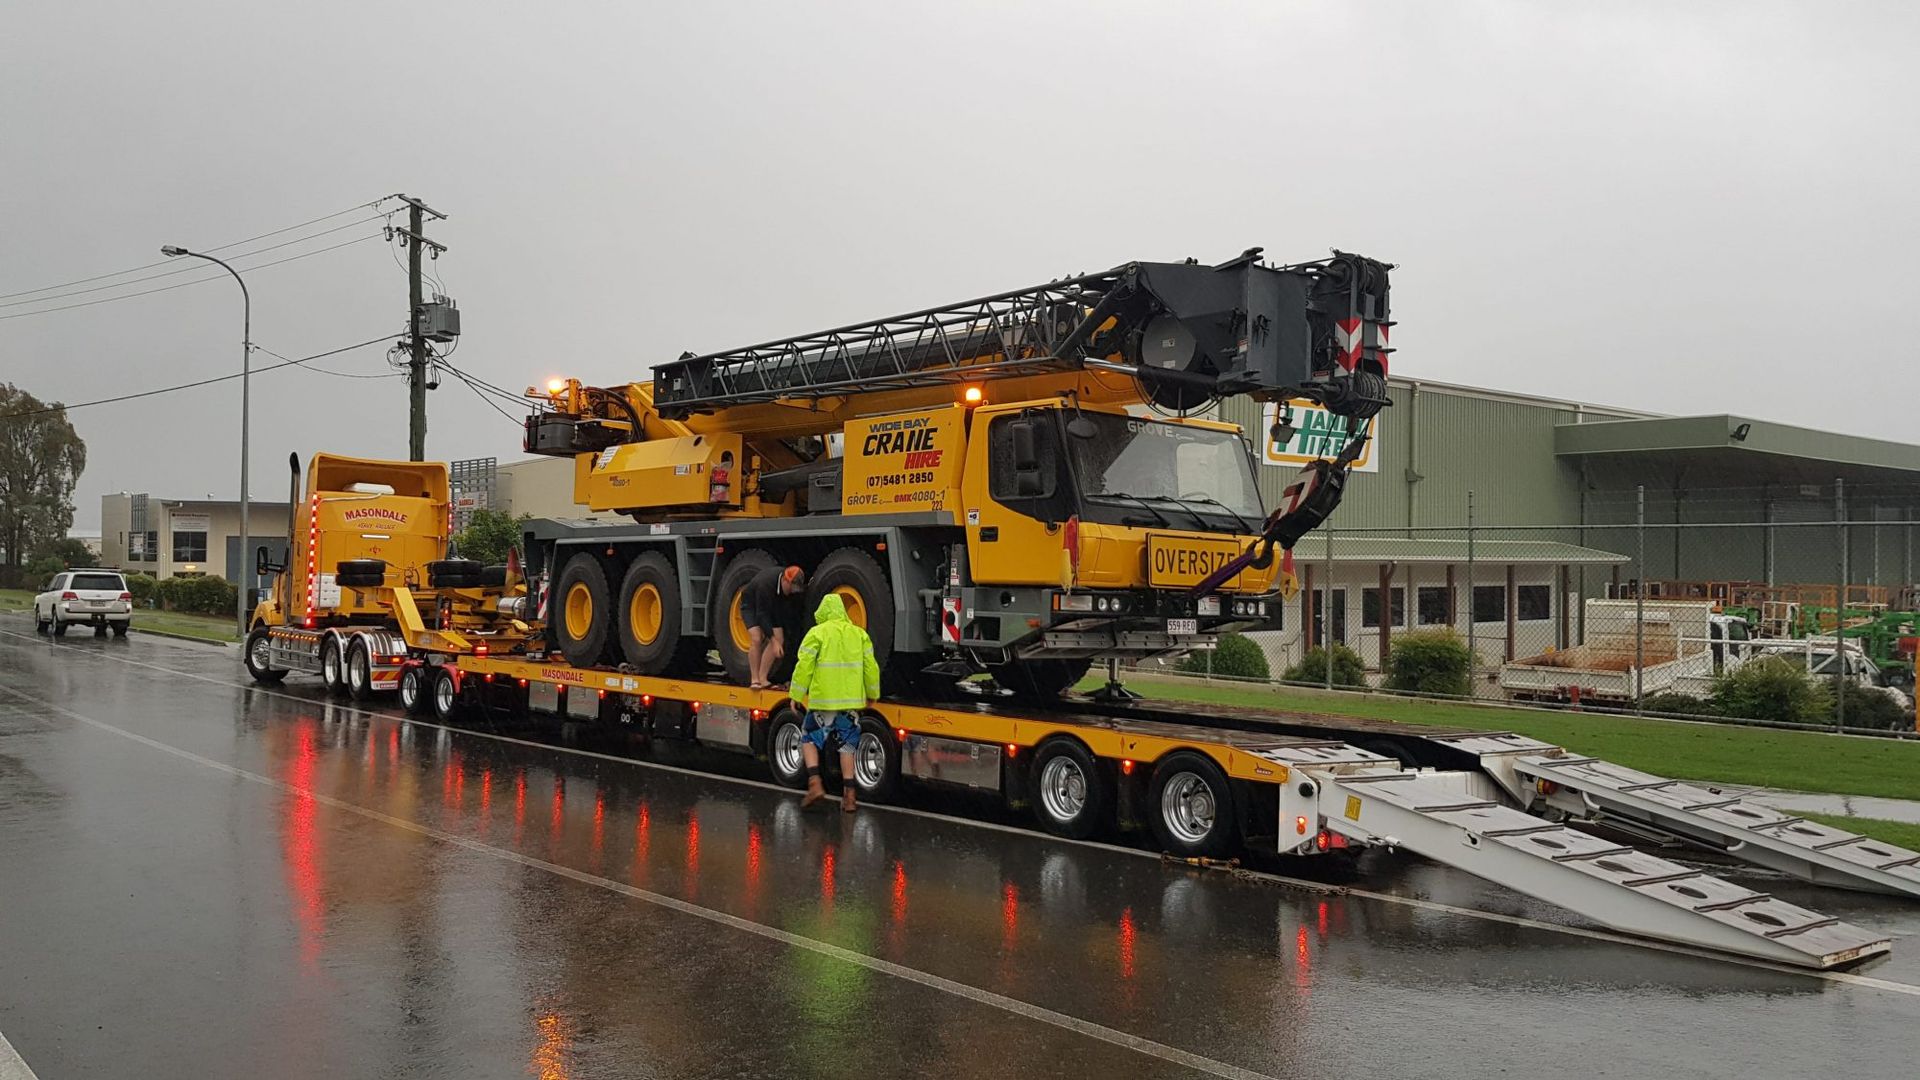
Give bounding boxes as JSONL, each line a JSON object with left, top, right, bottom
{"left": 1, "top": 619, "right": 1917, "bottom": 1079}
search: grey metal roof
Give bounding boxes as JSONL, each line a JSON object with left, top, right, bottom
{"left": 1302, "top": 536, "right": 1629, "bottom": 565}
{"left": 1556, "top": 415, "right": 1920, "bottom": 475}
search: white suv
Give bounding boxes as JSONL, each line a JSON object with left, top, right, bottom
{"left": 35, "top": 569, "right": 133, "bottom": 637}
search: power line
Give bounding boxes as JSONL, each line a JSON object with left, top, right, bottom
{"left": 443, "top": 364, "right": 527, "bottom": 429}
{"left": 0, "top": 334, "right": 399, "bottom": 420}
{"left": 0, "top": 215, "right": 389, "bottom": 309}
{"left": 0, "top": 197, "right": 397, "bottom": 301}
{"left": 0, "top": 234, "right": 383, "bottom": 322}
{"left": 255, "top": 343, "right": 404, "bottom": 380}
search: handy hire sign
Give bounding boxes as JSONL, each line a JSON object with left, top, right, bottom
{"left": 1259, "top": 400, "right": 1379, "bottom": 472}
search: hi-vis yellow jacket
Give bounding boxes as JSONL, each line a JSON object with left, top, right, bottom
{"left": 789, "top": 593, "right": 881, "bottom": 711}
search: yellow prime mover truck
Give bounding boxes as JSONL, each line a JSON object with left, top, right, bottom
{"left": 520, "top": 248, "right": 1392, "bottom": 698}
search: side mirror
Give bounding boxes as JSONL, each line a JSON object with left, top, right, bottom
{"left": 1009, "top": 418, "right": 1038, "bottom": 472}
{"left": 256, "top": 545, "right": 284, "bottom": 576}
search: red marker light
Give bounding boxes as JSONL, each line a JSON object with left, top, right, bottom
{"left": 473, "top": 642, "right": 489, "bottom": 657}
{"left": 691, "top": 701, "right": 702, "bottom": 713}
{"left": 1315, "top": 830, "right": 1332, "bottom": 852}
{"left": 1005, "top": 744, "right": 1018, "bottom": 758}
{"left": 895, "top": 728, "right": 908, "bottom": 742}
{"left": 518, "top": 678, "right": 528, "bottom": 688}
{"left": 641, "top": 694, "right": 653, "bottom": 707}
{"left": 1295, "top": 815, "right": 1309, "bottom": 835}
{"left": 597, "top": 689, "right": 607, "bottom": 699}
{"left": 1121, "top": 759, "right": 1135, "bottom": 776}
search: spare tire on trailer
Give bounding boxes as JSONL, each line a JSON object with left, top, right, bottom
{"left": 337, "top": 558, "right": 387, "bottom": 578}
{"left": 427, "top": 559, "right": 482, "bottom": 588}
{"left": 552, "top": 552, "right": 614, "bottom": 666}
{"left": 714, "top": 549, "right": 782, "bottom": 686}
{"left": 477, "top": 564, "right": 509, "bottom": 587}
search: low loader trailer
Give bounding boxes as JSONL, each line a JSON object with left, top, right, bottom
{"left": 345, "top": 604, "right": 1912, "bottom": 971}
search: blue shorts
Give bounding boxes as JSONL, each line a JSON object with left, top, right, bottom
{"left": 803, "top": 710, "right": 860, "bottom": 752}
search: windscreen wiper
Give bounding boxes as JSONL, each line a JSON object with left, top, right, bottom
{"left": 1090, "top": 492, "right": 1173, "bottom": 527}
{"left": 1131, "top": 494, "right": 1212, "bottom": 531}
{"left": 1169, "top": 494, "right": 1255, "bottom": 535}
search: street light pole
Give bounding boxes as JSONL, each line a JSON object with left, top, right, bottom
{"left": 161, "top": 245, "right": 251, "bottom": 639}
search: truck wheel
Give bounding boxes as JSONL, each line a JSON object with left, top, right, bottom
{"left": 989, "top": 658, "right": 1093, "bottom": 701}
{"left": 346, "top": 639, "right": 376, "bottom": 701}
{"left": 431, "top": 667, "right": 466, "bottom": 723}
{"left": 1147, "top": 751, "right": 1238, "bottom": 859}
{"left": 1031, "top": 738, "right": 1112, "bottom": 840}
{"left": 244, "top": 629, "right": 287, "bottom": 684}
{"left": 714, "top": 549, "right": 779, "bottom": 686}
{"left": 51, "top": 618, "right": 68, "bottom": 637}
{"left": 808, "top": 547, "right": 894, "bottom": 671}
{"left": 617, "top": 551, "right": 691, "bottom": 675}
{"left": 765, "top": 708, "right": 809, "bottom": 788}
{"left": 398, "top": 665, "right": 432, "bottom": 715}
{"left": 553, "top": 554, "right": 614, "bottom": 665}
{"left": 849, "top": 715, "right": 902, "bottom": 804}
{"left": 111, "top": 621, "right": 129, "bottom": 638}
{"left": 320, "top": 638, "right": 347, "bottom": 694}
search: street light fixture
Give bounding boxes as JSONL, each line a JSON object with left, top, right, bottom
{"left": 161, "top": 244, "right": 252, "bottom": 639}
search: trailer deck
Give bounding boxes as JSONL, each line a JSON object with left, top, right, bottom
{"left": 416, "top": 649, "right": 1913, "bottom": 969}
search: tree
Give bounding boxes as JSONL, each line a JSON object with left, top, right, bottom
{"left": 34, "top": 536, "right": 94, "bottom": 569}
{"left": 0, "top": 384, "right": 87, "bottom": 587}
{"left": 452, "top": 508, "right": 531, "bottom": 565}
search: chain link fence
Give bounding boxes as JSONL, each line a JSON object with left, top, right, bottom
{"left": 1149, "top": 482, "right": 1920, "bottom": 738}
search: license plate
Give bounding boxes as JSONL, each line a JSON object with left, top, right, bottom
{"left": 1167, "top": 618, "right": 1198, "bottom": 636}
{"left": 1197, "top": 595, "right": 1221, "bottom": 616}
{"left": 1146, "top": 534, "right": 1243, "bottom": 589}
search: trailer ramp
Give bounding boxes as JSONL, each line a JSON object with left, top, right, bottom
{"left": 1308, "top": 767, "right": 1890, "bottom": 969}
{"left": 1512, "top": 753, "right": 1920, "bottom": 899}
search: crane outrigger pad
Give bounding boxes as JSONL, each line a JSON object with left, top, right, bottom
{"left": 1308, "top": 768, "right": 1891, "bottom": 969}
{"left": 1512, "top": 753, "right": 1920, "bottom": 899}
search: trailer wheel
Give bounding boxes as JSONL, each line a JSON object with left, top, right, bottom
{"left": 850, "top": 715, "right": 902, "bottom": 804}
{"left": 765, "top": 709, "right": 809, "bottom": 788}
{"left": 617, "top": 551, "right": 694, "bottom": 675}
{"left": 346, "top": 639, "right": 376, "bottom": 701}
{"left": 398, "top": 665, "right": 432, "bottom": 715}
{"left": 553, "top": 554, "right": 614, "bottom": 666}
{"left": 244, "top": 629, "right": 287, "bottom": 684}
{"left": 431, "top": 667, "right": 466, "bottom": 724}
{"left": 1147, "top": 751, "right": 1238, "bottom": 858}
{"left": 808, "top": 547, "right": 895, "bottom": 671}
{"left": 320, "top": 637, "right": 348, "bottom": 695}
{"left": 989, "top": 658, "right": 1093, "bottom": 702}
{"left": 715, "top": 549, "right": 780, "bottom": 685}
{"left": 1031, "top": 738, "right": 1112, "bottom": 840}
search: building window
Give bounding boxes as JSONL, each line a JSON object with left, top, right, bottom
{"left": 1361, "top": 587, "right": 1405, "bottom": 628}
{"left": 1472, "top": 584, "right": 1505, "bottom": 623}
{"left": 1517, "top": 584, "right": 1552, "bottom": 621}
{"left": 172, "top": 531, "right": 208, "bottom": 562}
{"left": 1418, "top": 586, "right": 1452, "bottom": 625}
{"left": 144, "top": 531, "right": 159, "bottom": 562}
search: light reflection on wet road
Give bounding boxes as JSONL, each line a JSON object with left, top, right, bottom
{"left": 1, "top": 622, "right": 1915, "bottom": 1079}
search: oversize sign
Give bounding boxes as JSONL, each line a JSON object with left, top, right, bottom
{"left": 1146, "top": 533, "right": 1245, "bottom": 589}
{"left": 1260, "top": 400, "right": 1378, "bottom": 472}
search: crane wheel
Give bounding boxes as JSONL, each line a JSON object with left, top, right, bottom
{"left": 808, "top": 547, "right": 895, "bottom": 672}
{"left": 988, "top": 658, "right": 1093, "bottom": 701}
{"left": 617, "top": 551, "right": 689, "bottom": 675}
{"left": 714, "top": 549, "right": 781, "bottom": 686}
{"left": 553, "top": 554, "right": 614, "bottom": 666}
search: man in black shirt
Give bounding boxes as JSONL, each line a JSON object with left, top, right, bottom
{"left": 743, "top": 564, "right": 807, "bottom": 688}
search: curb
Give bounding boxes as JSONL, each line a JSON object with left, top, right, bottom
{"left": 130, "top": 626, "right": 231, "bottom": 648}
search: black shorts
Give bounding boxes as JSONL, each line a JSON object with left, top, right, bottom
{"left": 741, "top": 596, "right": 778, "bottom": 636}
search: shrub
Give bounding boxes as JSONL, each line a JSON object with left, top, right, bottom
{"left": 1384, "top": 629, "right": 1472, "bottom": 697}
{"left": 1639, "top": 691, "right": 1719, "bottom": 717}
{"left": 1282, "top": 643, "right": 1368, "bottom": 687}
{"left": 1836, "top": 684, "right": 1910, "bottom": 731}
{"left": 27, "top": 555, "right": 65, "bottom": 582}
{"left": 156, "top": 575, "right": 239, "bottom": 616}
{"left": 125, "top": 573, "right": 158, "bottom": 606}
{"left": 1711, "top": 656, "right": 1833, "bottom": 725}
{"left": 1178, "top": 632, "right": 1270, "bottom": 679}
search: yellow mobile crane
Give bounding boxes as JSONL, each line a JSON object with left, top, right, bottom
{"left": 521, "top": 248, "right": 1392, "bottom": 697}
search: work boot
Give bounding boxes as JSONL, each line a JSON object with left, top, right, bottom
{"left": 802, "top": 775, "right": 827, "bottom": 809}
{"left": 841, "top": 787, "right": 857, "bottom": 813}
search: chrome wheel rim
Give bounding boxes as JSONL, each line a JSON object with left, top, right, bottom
{"left": 250, "top": 635, "right": 272, "bottom": 673}
{"left": 1161, "top": 772, "right": 1216, "bottom": 844}
{"left": 322, "top": 646, "right": 339, "bottom": 683}
{"left": 434, "top": 674, "right": 455, "bottom": 715}
{"left": 855, "top": 730, "right": 887, "bottom": 789}
{"left": 773, "top": 721, "right": 804, "bottom": 780}
{"left": 349, "top": 651, "right": 368, "bottom": 690}
{"left": 399, "top": 669, "right": 420, "bottom": 708}
{"left": 1039, "top": 755, "right": 1089, "bottom": 822}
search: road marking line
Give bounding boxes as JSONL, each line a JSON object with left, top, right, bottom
{"left": 6, "top": 624, "right": 1920, "bottom": 998}
{"left": 0, "top": 682, "right": 1275, "bottom": 1080}
{"left": 0, "top": 1028, "right": 41, "bottom": 1080}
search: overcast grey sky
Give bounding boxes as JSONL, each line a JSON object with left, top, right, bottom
{"left": 4, "top": 1, "right": 1916, "bottom": 531}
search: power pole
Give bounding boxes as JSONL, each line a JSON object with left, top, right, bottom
{"left": 395, "top": 195, "right": 447, "bottom": 461}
